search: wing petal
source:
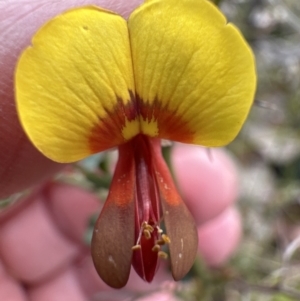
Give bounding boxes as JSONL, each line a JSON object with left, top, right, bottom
{"left": 91, "top": 142, "right": 136, "bottom": 288}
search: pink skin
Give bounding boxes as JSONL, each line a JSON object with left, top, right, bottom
{"left": 0, "top": 0, "right": 242, "bottom": 300}
{"left": 172, "top": 144, "right": 239, "bottom": 225}
{"left": 197, "top": 207, "right": 242, "bottom": 267}
{"left": 135, "top": 292, "right": 181, "bottom": 301}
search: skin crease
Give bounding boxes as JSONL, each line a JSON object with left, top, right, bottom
{"left": 0, "top": 0, "right": 242, "bottom": 299}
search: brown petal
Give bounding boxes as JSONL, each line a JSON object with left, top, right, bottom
{"left": 91, "top": 143, "right": 136, "bottom": 288}
{"left": 153, "top": 145, "right": 198, "bottom": 280}
{"left": 160, "top": 196, "right": 198, "bottom": 280}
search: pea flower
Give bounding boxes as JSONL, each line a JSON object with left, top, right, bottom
{"left": 15, "top": 0, "right": 256, "bottom": 289}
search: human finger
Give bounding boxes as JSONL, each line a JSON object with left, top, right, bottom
{"left": 171, "top": 144, "right": 239, "bottom": 224}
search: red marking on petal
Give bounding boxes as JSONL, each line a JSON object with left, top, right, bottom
{"left": 89, "top": 93, "right": 194, "bottom": 154}
{"left": 88, "top": 91, "right": 137, "bottom": 153}
{"left": 136, "top": 94, "right": 194, "bottom": 143}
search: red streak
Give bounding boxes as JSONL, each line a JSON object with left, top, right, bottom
{"left": 88, "top": 92, "right": 194, "bottom": 154}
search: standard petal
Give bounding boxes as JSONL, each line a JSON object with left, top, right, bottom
{"left": 128, "top": 0, "right": 256, "bottom": 146}
{"left": 15, "top": 6, "right": 136, "bottom": 163}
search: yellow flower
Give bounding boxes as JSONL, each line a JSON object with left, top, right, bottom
{"left": 15, "top": 0, "right": 256, "bottom": 288}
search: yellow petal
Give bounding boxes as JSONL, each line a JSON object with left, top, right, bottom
{"left": 128, "top": 0, "right": 256, "bottom": 146}
{"left": 15, "top": 6, "right": 136, "bottom": 163}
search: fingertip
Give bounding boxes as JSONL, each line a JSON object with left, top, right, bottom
{"left": 45, "top": 183, "right": 102, "bottom": 244}
{"left": 28, "top": 268, "right": 87, "bottom": 301}
{"left": 135, "top": 292, "right": 181, "bottom": 301}
{"left": 197, "top": 207, "right": 242, "bottom": 267}
{"left": 0, "top": 195, "right": 79, "bottom": 283}
{"left": 172, "top": 143, "right": 239, "bottom": 224}
{"left": 74, "top": 255, "right": 114, "bottom": 297}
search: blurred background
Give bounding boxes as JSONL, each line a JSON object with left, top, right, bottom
{"left": 208, "top": 0, "right": 300, "bottom": 300}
